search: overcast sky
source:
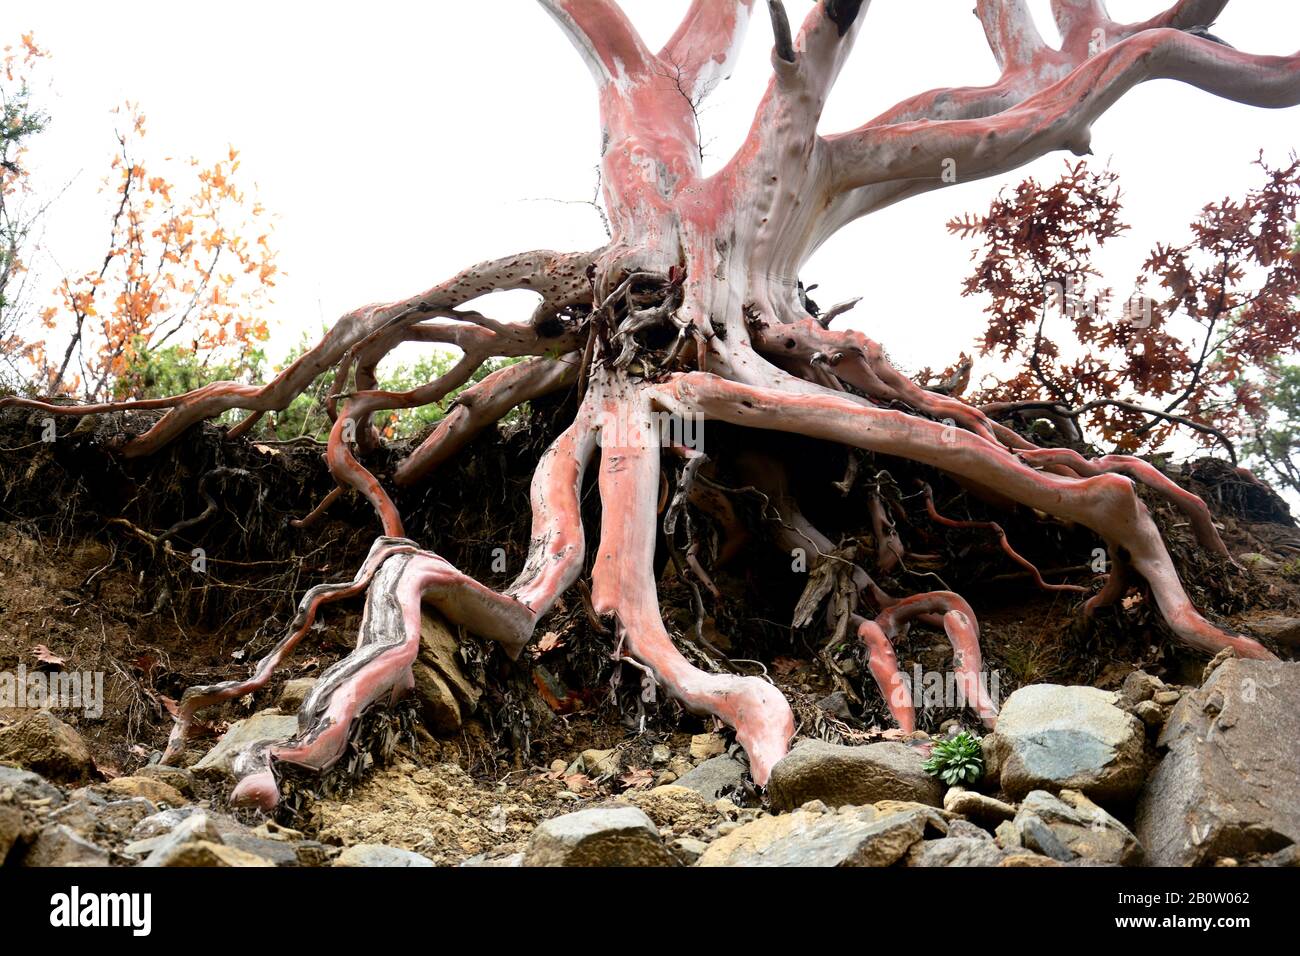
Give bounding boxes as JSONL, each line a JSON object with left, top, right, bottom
{"left": 10, "top": 1, "right": 1300, "bottom": 382}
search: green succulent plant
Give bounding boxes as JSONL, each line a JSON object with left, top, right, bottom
{"left": 923, "top": 731, "right": 984, "bottom": 786}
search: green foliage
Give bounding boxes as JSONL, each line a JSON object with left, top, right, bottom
{"left": 922, "top": 731, "right": 985, "bottom": 786}
{"left": 1244, "top": 358, "right": 1300, "bottom": 500}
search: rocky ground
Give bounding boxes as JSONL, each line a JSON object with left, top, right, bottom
{"left": 2, "top": 643, "right": 1297, "bottom": 867}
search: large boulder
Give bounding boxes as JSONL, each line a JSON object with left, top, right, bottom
{"left": 698, "top": 803, "right": 933, "bottom": 867}
{"left": 0, "top": 711, "right": 95, "bottom": 782}
{"left": 1135, "top": 658, "right": 1300, "bottom": 865}
{"left": 984, "top": 684, "right": 1146, "bottom": 803}
{"left": 768, "top": 739, "right": 942, "bottom": 810}
{"left": 523, "top": 806, "right": 675, "bottom": 867}
{"left": 191, "top": 712, "right": 300, "bottom": 780}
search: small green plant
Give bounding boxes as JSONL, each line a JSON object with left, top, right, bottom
{"left": 923, "top": 731, "right": 984, "bottom": 786}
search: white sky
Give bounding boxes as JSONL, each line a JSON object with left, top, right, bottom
{"left": 10, "top": 1, "right": 1300, "bottom": 382}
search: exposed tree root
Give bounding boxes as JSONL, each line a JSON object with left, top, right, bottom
{"left": 6, "top": 0, "right": 1295, "bottom": 807}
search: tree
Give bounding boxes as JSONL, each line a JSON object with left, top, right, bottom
{"left": 4, "top": 1, "right": 1299, "bottom": 811}
{"left": 946, "top": 157, "right": 1300, "bottom": 464}
{"left": 1246, "top": 357, "right": 1300, "bottom": 497}
{"left": 7, "top": 96, "right": 279, "bottom": 402}
{"left": 0, "top": 33, "right": 47, "bottom": 389}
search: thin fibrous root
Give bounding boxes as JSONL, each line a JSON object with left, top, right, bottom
{"left": 918, "top": 480, "right": 1090, "bottom": 594}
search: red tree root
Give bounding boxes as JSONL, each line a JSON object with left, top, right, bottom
{"left": 919, "top": 481, "right": 1089, "bottom": 594}
{"left": 652, "top": 371, "right": 1275, "bottom": 661}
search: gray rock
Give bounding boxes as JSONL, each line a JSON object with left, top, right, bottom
{"left": 1018, "top": 814, "right": 1074, "bottom": 862}
{"left": 1017, "top": 789, "right": 1141, "bottom": 865}
{"left": 191, "top": 712, "right": 300, "bottom": 780}
{"left": 907, "top": 836, "right": 1008, "bottom": 867}
{"left": 673, "top": 755, "right": 747, "bottom": 800}
{"left": 128, "top": 806, "right": 203, "bottom": 842}
{"left": 460, "top": 851, "right": 524, "bottom": 868}
{"left": 0, "top": 711, "right": 95, "bottom": 782}
{"left": 699, "top": 804, "right": 929, "bottom": 867}
{"left": 277, "top": 678, "right": 318, "bottom": 712}
{"left": 0, "top": 765, "right": 65, "bottom": 806}
{"left": 1120, "top": 670, "right": 1165, "bottom": 705}
{"left": 669, "top": 837, "right": 709, "bottom": 865}
{"left": 138, "top": 812, "right": 224, "bottom": 866}
{"left": 149, "top": 841, "right": 275, "bottom": 867}
{"left": 523, "top": 806, "right": 675, "bottom": 867}
{"left": 943, "top": 787, "right": 1016, "bottom": 827}
{"left": 984, "top": 684, "right": 1147, "bottom": 803}
{"left": 946, "top": 818, "right": 996, "bottom": 841}
{"left": 1240, "top": 615, "right": 1300, "bottom": 649}
{"left": 768, "top": 739, "right": 942, "bottom": 811}
{"left": 22, "top": 824, "right": 110, "bottom": 866}
{"left": 335, "top": 843, "right": 435, "bottom": 867}
{"left": 133, "top": 763, "right": 196, "bottom": 797}
{"left": 411, "top": 661, "right": 462, "bottom": 734}
{"left": 0, "top": 805, "right": 30, "bottom": 863}
{"left": 816, "top": 691, "right": 854, "bottom": 719}
{"left": 1135, "top": 658, "right": 1300, "bottom": 866}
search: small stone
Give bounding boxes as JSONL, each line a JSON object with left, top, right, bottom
{"left": 191, "top": 713, "right": 300, "bottom": 780}
{"left": 1237, "top": 552, "right": 1278, "bottom": 571}
{"left": 278, "top": 678, "right": 318, "bottom": 712}
{"left": 0, "top": 711, "right": 95, "bottom": 782}
{"left": 22, "top": 824, "right": 110, "bottom": 866}
{"left": 907, "top": 837, "right": 1008, "bottom": 867}
{"left": 549, "top": 759, "right": 567, "bottom": 775}
{"left": 0, "top": 765, "right": 65, "bottom": 806}
{"left": 524, "top": 806, "right": 675, "bottom": 867}
{"left": 104, "top": 776, "right": 186, "bottom": 807}
{"left": 138, "top": 812, "right": 224, "bottom": 865}
{"left": 1018, "top": 814, "right": 1074, "bottom": 862}
{"left": 943, "top": 787, "right": 1017, "bottom": 827}
{"left": 1134, "top": 700, "right": 1165, "bottom": 728}
{"left": 1017, "top": 789, "right": 1141, "bottom": 865}
{"left": 669, "top": 837, "right": 709, "bottom": 865}
{"left": 134, "top": 764, "right": 195, "bottom": 796}
{"left": 1120, "top": 670, "right": 1165, "bottom": 705}
{"left": 699, "top": 805, "right": 928, "bottom": 867}
{"left": 411, "top": 661, "right": 461, "bottom": 734}
{"left": 0, "top": 805, "right": 28, "bottom": 862}
{"left": 674, "top": 755, "right": 747, "bottom": 800}
{"left": 689, "top": 733, "right": 726, "bottom": 762}
{"left": 1152, "top": 690, "right": 1182, "bottom": 706}
{"left": 815, "top": 691, "right": 853, "bottom": 720}
{"left": 768, "top": 739, "right": 942, "bottom": 810}
{"left": 150, "top": 840, "right": 275, "bottom": 867}
{"left": 626, "top": 785, "right": 715, "bottom": 831}
{"left": 579, "top": 748, "right": 619, "bottom": 777}
{"left": 650, "top": 744, "right": 672, "bottom": 766}
{"left": 335, "top": 843, "right": 435, "bottom": 867}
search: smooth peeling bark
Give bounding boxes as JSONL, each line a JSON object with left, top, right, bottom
{"left": 587, "top": 379, "right": 794, "bottom": 784}
{"left": 211, "top": 408, "right": 598, "bottom": 799}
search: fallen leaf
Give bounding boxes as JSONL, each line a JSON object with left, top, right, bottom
{"left": 31, "top": 644, "right": 66, "bottom": 666}
{"left": 619, "top": 767, "right": 654, "bottom": 790}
